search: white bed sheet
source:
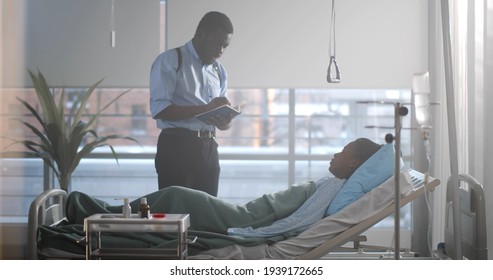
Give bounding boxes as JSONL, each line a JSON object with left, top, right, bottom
{"left": 189, "top": 170, "right": 416, "bottom": 260}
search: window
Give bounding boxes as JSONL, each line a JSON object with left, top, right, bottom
{"left": 0, "top": 87, "right": 411, "bottom": 224}
{"left": 216, "top": 88, "right": 412, "bottom": 206}
{"left": 131, "top": 104, "right": 148, "bottom": 136}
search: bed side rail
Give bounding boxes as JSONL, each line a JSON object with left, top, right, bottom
{"left": 443, "top": 174, "right": 487, "bottom": 260}
{"left": 27, "top": 189, "right": 68, "bottom": 260}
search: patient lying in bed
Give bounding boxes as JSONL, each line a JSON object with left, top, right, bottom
{"left": 66, "top": 138, "right": 397, "bottom": 238}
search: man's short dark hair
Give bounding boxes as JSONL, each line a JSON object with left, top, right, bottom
{"left": 196, "top": 11, "right": 234, "bottom": 35}
{"left": 353, "top": 138, "right": 382, "bottom": 163}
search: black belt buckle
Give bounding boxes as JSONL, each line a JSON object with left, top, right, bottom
{"left": 197, "top": 130, "right": 215, "bottom": 139}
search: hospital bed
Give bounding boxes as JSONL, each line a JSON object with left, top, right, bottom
{"left": 190, "top": 169, "right": 440, "bottom": 259}
{"left": 27, "top": 169, "right": 439, "bottom": 260}
{"left": 296, "top": 171, "right": 487, "bottom": 260}
{"left": 299, "top": 169, "right": 435, "bottom": 260}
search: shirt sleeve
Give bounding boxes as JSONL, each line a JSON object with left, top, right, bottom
{"left": 149, "top": 51, "right": 178, "bottom": 118}
{"left": 216, "top": 62, "right": 228, "bottom": 98}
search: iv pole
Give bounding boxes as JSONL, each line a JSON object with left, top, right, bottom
{"left": 440, "top": 0, "right": 462, "bottom": 259}
{"left": 360, "top": 101, "right": 408, "bottom": 260}
{"left": 386, "top": 104, "right": 409, "bottom": 260}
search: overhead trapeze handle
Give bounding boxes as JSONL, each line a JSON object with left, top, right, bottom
{"left": 327, "top": 56, "right": 341, "bottom": 83}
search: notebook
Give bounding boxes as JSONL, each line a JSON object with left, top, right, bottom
{"left": 195, "top": 103, "right": 246, "bottom": 123}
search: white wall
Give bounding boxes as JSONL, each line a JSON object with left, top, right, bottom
{"left": 0, "top": 0, "right": 28, "bottom": 260}
{"left": 2, "top": 0, "right": 428, "bottom": 88}
{"left": 1, "top": 0, "right": 26, "bottom": 88}
{"left": 2, "top": 0, "right": 161, "bottom": 88}
{"left": 167, "top": 0, "right": 428, "bottom": 89}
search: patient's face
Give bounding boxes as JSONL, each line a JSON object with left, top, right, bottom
{"left": 329, "top": 141, "right": 360, "bottom": 179}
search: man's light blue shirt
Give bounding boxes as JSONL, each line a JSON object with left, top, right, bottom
{"left": 149, "top": 40, "right": 228, "bottom": 131}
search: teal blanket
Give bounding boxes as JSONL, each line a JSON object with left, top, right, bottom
{"left": 39, "top": 181, "right": 318, "bottom": 257}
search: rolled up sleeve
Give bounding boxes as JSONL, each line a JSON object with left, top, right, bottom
{"left": 149, "top": 52, "right": 176, "bottom": 118}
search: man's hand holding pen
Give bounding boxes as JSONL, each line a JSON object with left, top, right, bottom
{"left": 205, "top": 97, "right": 234, "bottom": 130}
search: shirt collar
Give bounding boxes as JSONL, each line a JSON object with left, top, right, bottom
{"left": 185, "top": 40, "right": 203, "bottom": 65}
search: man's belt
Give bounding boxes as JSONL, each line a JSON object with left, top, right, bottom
{"left": 163, "top": 128, "right": 215, "bottom": 139}
{"left": 196, "top": 130, "right": 215, "bottom": 138}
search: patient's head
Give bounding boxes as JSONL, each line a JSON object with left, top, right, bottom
{"left": 329, "top": 138, "right": 382, "bottom": 179}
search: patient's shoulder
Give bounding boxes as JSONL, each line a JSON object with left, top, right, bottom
{"left": 315, "top": 177, "right": 345, "bottom": 189}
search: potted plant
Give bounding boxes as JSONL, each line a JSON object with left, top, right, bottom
{"left": 4, "top": 70, "right": 139, "bottom": 192}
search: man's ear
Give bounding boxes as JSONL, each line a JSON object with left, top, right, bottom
{"left": 195, "top": 29, "right": 207, "bottom": 41}
{"left": 348, "top": 159, "right": 362, "bottom": 170}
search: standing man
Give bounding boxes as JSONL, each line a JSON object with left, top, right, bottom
{"left": 150, "top": 11, "right": 234, "bottom": 196}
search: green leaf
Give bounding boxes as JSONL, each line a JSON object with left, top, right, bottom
{"left": 85, "top": 88, "right": 132, "bottom": 129}
{"left": 4, "top": 69, "right": 141, "bottom": 192}
{"left": 57, "top": 88, "right": 66, "bottom": 135}
{"left": 16, "top": 97, "right": 49, "bottom": 134}
{"left": 18, "top": 121, "right": 54, "bottom": 154}
{"left": 71, "top": 79, "right": 104, "bottom": 133}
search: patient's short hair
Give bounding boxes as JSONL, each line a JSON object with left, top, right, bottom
{"left": 196, "top": 11, "right": 234, "bottom": 35}
{"left": 353, "top": 138, "right": 382, "bottom": 163}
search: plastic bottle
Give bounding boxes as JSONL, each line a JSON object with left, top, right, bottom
{"left": 122, "top": 198, "right": 131, "bottom": 218}
{"left": 138, "top": 197, "right": 150, "bottom": 219}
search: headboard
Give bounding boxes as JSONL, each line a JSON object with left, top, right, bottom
{"left": 27, "top": 189, "right": 68, "bottom": 260}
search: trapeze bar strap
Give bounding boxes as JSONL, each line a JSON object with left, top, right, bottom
{"left": 327, "top": 56, "right": 341, "bottom": 83}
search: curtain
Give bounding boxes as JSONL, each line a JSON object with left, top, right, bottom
{"left": 429, "top": 0, "right": 485, "bottom": 251}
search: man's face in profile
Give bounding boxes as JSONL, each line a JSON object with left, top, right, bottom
{"left": 196, "top": 29, "right": 232, "bottom": 65}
